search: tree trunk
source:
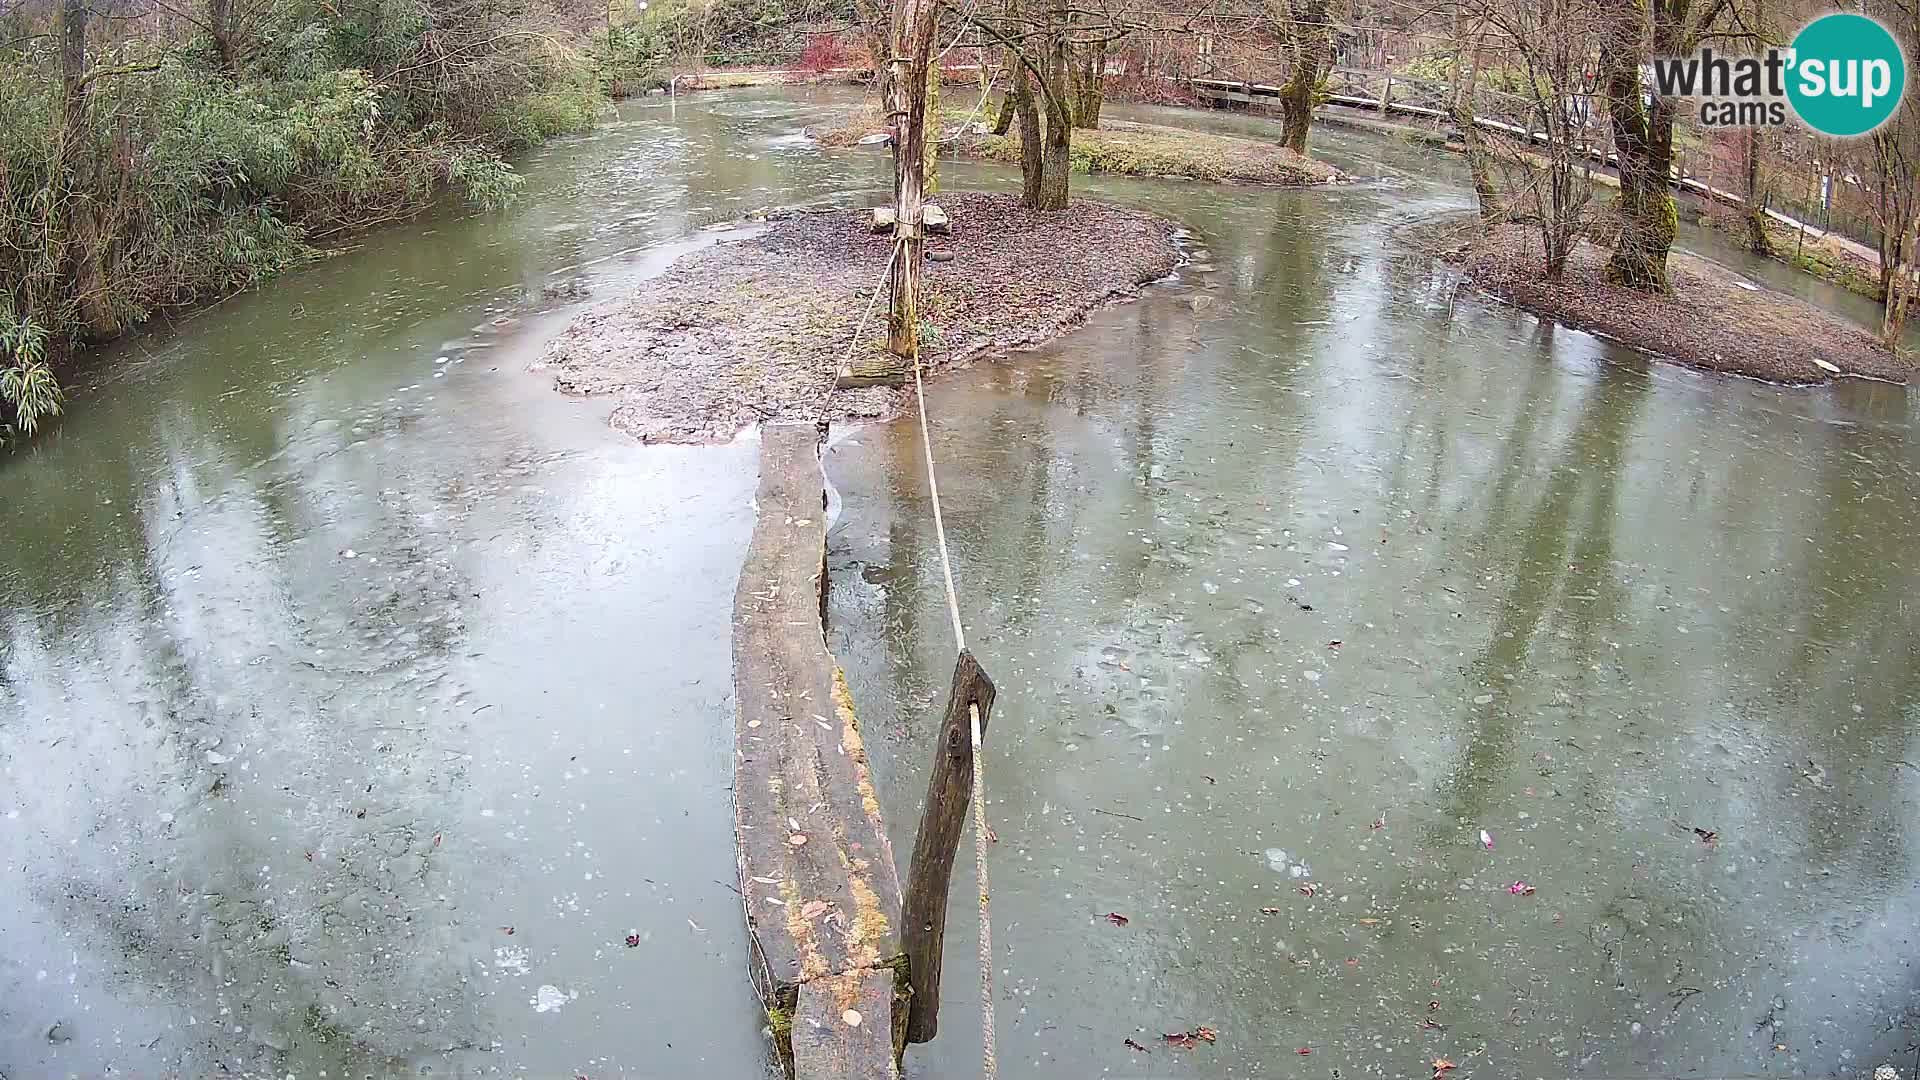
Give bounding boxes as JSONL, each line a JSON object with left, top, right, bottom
{"left": 1873, "top": 133, "right": 1905, "bottom": 301}
{"left": 58, "top": 0, "right": 117, "bottom": 340}
{"left": 1278, "top": 0, "right": 1331, "bottom": 155}
{"left": 1031, "top": 4, "right": 1074, "bottom": 210}
{"left": 1071, "top": 38, "right": 1104, "bottom": 128}
{"left": 1036, "top": 122, "right": 1070, "bottom": 209}
{"left": 989, "top": 51, "right": 1019, "bottom": 134}
{"left": 1545, "top": 238, "right": 1571, "bottom": 280}
{"left": 1742, "top": 128, "right": 1770, "bottom": 254}
{"left": 1012, "top": 64, "right": 1044, "bottom": 208}
{"left": 1449, "top": 12, "right": 1498, "bottom": 220}
{"left": 1602, "top": 0, "right": 1679, "bottom": 291}
{"left": 59, "top": 0, "right": 85, "bottom": 123}
{"left": 1886, "top": 229, "right": 1905, "bottom": 300}
{"left": 883, "top": 0, "right": 937, "bottom": 365}
{"left": 924, "top": 55, "right": 940, "bottom": 197}
{"left": 989, "top": 93, "right": 1015, "bottom": 133}
{"left": 1883, "top": 216, "right": 1916, "bottom": 348}
{"left": 1884, "top": 261, "right": 1909, "bottom": 349}
{"left": 208, "top": 0, "right": 236, "bottom": 71}
{"left": 900, "top": 651, "right": 996, "bottom": 1045}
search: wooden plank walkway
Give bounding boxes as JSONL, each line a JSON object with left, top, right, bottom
{"left": 732, "top": 422, "right": 906, "bottom": 1079}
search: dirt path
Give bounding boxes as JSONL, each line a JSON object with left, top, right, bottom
{"left": 533, "top": 192, "right": 1182, "bottom": 442}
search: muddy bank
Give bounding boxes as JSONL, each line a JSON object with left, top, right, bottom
{"left": 1445, "top": 223, "right": 1911, "bottom": 385}
{"left": 534, "top": 192, "right": 1182, "bottom": 442}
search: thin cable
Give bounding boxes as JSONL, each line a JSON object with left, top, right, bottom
{"left": 815, "top": 236, "right": 905, "bottom": 424}
{"left": 910, "top": 356, "right": 966, "bottom": 653}
{"left": 936, "top": 0, "right": 982, "bottom": 64}
{"left": 968, "top": 699, "right": 995, "bottom": 1080}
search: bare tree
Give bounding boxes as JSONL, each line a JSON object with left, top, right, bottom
{"left": 967, "top": 0, "right": 1077, "bottom": 209}
{"left": 854, "top": 0, "right": 892, "bottom": 99}
{"left": 1464, "top": 0, "right": 1605, "bottom": 278}
{"left": 961, "top": 0, "right": 1214, "bottom": 206}
{"left": 1871, "top": 97, "right": 1920, "bottom": 346}
{"left": 1858, "top": 0, "right": 1920, "bottom": 343}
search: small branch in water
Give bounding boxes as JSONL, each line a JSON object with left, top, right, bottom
{"left": 1668, "top": 986, "right": 1703, "bottom": 1014}
{"left": 1091, "top": 807, "right": 1143, "bottom": 822}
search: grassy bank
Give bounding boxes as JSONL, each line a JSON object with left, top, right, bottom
{"left": 0, "top": 0, "right": 624, "bottom": 440}
{"left": 1749, "top": 220, "right": 1886, "bottom": 300}
{"left": 814, "top": 106, "right": 1346, "bottom": 186}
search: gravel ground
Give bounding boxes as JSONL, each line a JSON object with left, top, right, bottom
{"left": 1454, "top": 224, "right": 1912, "bottom": 385}
{"left": 534, "top": 192, "right": 1182, "bottom": 442}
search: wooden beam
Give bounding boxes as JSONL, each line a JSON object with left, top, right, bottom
{"left": 899, "top": 649, "right": 996, "bottom": 1044}
{"left": 733, "top": 423, "right": 907, "bottom": 1078}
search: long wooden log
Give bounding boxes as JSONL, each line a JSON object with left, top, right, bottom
{"left": 899, "top": 649, "right": 996, "bottom": 1044}
{"left": 733, "top": 423, "right": 906, "bottom": 1078}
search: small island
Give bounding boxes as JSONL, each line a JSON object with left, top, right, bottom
{"left": 535, "top": 192, "right": 1182, "bottom": 443}
{"left": 1450, "top": 223, "right": 1912, "bottom": 384}
{"left": 815, "top": 108, "right": 1348, "bottom": 187}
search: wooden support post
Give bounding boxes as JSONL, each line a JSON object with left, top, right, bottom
{"left": 840, "top": 1, "right": 937, "bottom": 391}
{"left": 899, "top": 649, "right": 996, "bottom": 1044}
{"left": 886, "top": 0, "right": 938, "bottom": 364}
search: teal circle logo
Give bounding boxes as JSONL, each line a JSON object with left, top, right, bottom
{"left": 1787, "top": 13, "right": 1906, "bottom": 136}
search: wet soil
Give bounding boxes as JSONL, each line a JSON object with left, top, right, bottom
{"left": 1449, "top": 223, "right": 1912, "bottom": 385}
{"left": 534, "top": 191, "right": 1182, "bottom": 442}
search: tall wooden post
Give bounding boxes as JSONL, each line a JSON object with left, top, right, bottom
{"left": 886, "top": 0, "right": 938, "bottom": 363}
{"left": 900, "top": 649, "right": 995, "bottom": 1044}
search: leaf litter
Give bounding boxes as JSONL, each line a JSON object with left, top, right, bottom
{"left": 1162, "top": 1026, "right": 1218, "bottom": 1049}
